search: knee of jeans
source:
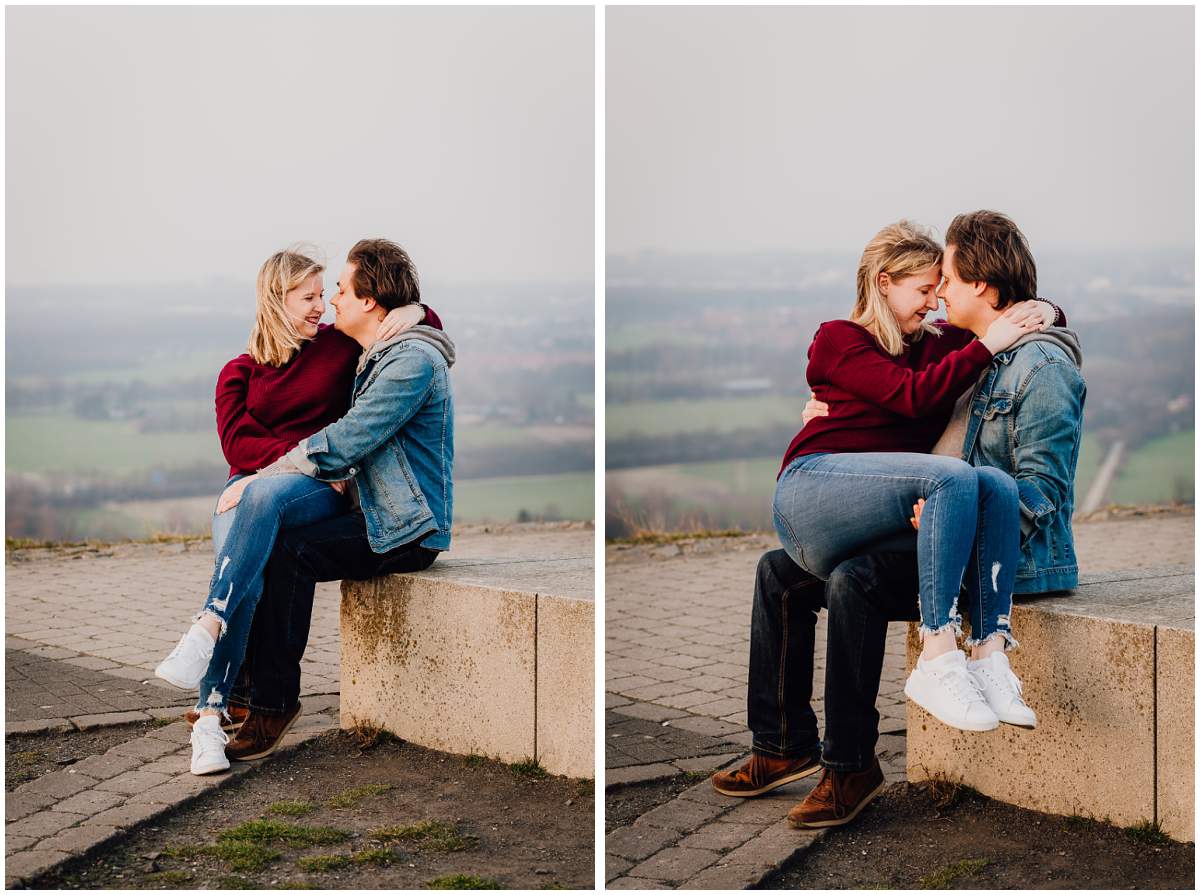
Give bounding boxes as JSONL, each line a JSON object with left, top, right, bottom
{"left": 826, "top": 564, "right": 867, "bottom": 611}
{"left": 976, "top": 465, "right": 1018, "bottom": 500}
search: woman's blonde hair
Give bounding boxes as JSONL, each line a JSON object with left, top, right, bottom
{"left": 247, "top": 247, "right": 325, "bottom": 367}
{"left": 851, "top": 221, "right": 944, "bottom": 356}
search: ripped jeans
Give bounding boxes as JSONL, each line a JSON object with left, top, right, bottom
{"left": 772, "top": 452, "right": 1020, "bottom": 648}
{"left": 197, "top": 473, "right": 346, "bottom": 716}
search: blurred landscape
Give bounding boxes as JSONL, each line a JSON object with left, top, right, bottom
{"left": 7, "top": 281, "right": 594, "bottom": 541}
{"left": 606, "top": 249, "right": 1194, "bottom": 537}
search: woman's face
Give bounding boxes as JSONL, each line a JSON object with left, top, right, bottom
{"left": 283, "top": 271, "right": 325, "bottom": 339}
{"left": 881, "top": 265, "right": 941, "bottom": 335}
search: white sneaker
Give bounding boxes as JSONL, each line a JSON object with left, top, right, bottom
{"left": 904, "top": 649, "right": 999, "bottom": 732}
{"left": 190, "top": 715, "right": 231, "bottom": 775}
{"left": 969, "top": 651, "right": 1037, "bottom": 728}
{"left": 155, "top": 624, "right": 215, "bottom": 690}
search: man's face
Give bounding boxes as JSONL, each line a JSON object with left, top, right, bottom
{"left": 936, "top": 244, "right": 991, "bottom": 329}
{"left": 331, "top": 261, "right": 370, "bottom": 335}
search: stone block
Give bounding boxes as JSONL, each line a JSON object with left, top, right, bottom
{"left": 341, "top": 575, "right": 537, "bottom": 765}
{"left": 5, "top": 791, "right": 56, "bottom": 823}
{"left": 15, "top": 771, "right": 97, "bottom": 800}
{"left": 67, "top": 752, "right": 144, "bottom": 782}
{"left": 48, "top": 823, "right": 120, "bottom": 857}
{"left": 605, "top": 763, "right": 676, "bottom": 787}
{"left": 678, "top": 820, "right": 764, "bottom": 853}
{"left": 683, "top": 861, "right": 771, "bottom": 889}
{"left": 5, "top": 848, "right": 71, "bottom": 887}
{"left": 6, "top": 719, "right": 72, "bottom": 735}
{"left": 607, "top": 877, "right": 671, "bottom": 889}
{"left": 71, "top": 710, "right": 151, "bottom": 730}
{"left": 1156, "top": 624, "right": 1194, "bottom": 842}
{"left": 605, "top": 823, "right": 679, "bottom": 862}
{"left": 6, "top": 810, "right": 88, "bottom": 840}
{"left": 536, "top": 593, "right": 594, "bottom": 778}
{"left": 85, "top": 802, "right": 167, "bottom": 830}
{"left": 93, "top": 769, "right": 174, "bottom": 795}
{"left": 629, "top": 845, "right": 721, "bottom": 882}
{"left": 636, "top": 798, "right": 727, "bottom": 833}
{"left": 906, "top": 596, "right": 1159, "bottom": 827}
{"left": 54, "top": 789, "right": 126, "bottom": 816}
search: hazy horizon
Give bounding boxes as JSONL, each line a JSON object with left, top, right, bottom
{"left": 608, "top": 6, "right": 1194, "bottom": 256}
{"left": 6, "top": 6, "right": 594, "bottom": 288}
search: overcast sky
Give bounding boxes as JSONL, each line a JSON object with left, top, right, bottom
{"left": 6, "top": 6, "right": 593, "bottom": 287}
{"left": 608, "top": 6, "right": 1194, "bottom": 256}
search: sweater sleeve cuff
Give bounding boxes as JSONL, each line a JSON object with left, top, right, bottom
{"left": 284, "top": 440, "right": 320, "bottom": 477}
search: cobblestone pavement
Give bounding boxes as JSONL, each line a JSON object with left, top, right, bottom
{"left": 5, "top": 540, "right": 345, "bottom": 730}
{"left": 604, "top": 511, "right": 1195, "bottom": 889}
{"left": 4, "top": 706, "right": 339, "bottom": 888}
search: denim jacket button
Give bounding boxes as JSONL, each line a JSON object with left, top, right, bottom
{"left": 349, "top": 467, "right": 357, "bottom": 475}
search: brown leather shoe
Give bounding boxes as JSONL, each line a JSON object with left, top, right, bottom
{"left": 224, "top": 702, "right": 302, "bottom": 762}
{"left": 787, "top": 758, "right": 886, "bottom": 828}
{"left": 183, "top": 704, "right": 250, "bottom": 732}
{"left": 711, "top": 751, "right": 822, "bottom": 797}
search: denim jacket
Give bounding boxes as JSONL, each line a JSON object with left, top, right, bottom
{"left": 284, "top": 326, "right": 455, "bottom": 552}
{"left": 960, "top": 330, "right": 1085, "bottom": 593}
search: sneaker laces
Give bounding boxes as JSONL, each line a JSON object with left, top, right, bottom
{"left": 806, "top": 768, "right": 846, "bottom": 817}
{"left": 977, "top": 658, "right": 1027, "bottom": 703}
{"left": 934, "top": 663, "right": 988, "bottom": 707}
{"left": 193, "top": 720, "right": 230, "bottom": 753}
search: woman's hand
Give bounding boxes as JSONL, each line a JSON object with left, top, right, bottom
{"left": 376, "top": 304, "right": 425, "bottom": 342}
{"left": 217, "top": 474, "right": 256, "bottom": 514}
{"left": 802, "top": 396, "right": 830, "bottom": 425}
{"left": 329, "top": 480, "right": 348, "bottom": 495}
{"left": 980, "top": 313, "right": 1040, "bottom": 354}
{"left": 910, "top": 497, "right": 925, "bottom": 531}
{"left": 1003, "top": 299, "right": 1055, "bottom": 332}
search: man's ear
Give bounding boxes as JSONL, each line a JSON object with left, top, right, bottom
{"left": 362, "top": 296, "right": 380, "bottom": 314}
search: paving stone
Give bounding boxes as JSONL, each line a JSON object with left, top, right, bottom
{"left": 614, "top": 701, "right": 689, "bottom": 722}
{"left": 94, "top": 769, "right": 175, "bottom": 795}
{"left": 15, "top": 771, "right": 98, "bottom": 800}
{"left": 606, "top": 855, "right": 634, "bottom": 881}
{"left": 605, "top": 823, "right": 680, "bottom": 862}
{"left": 677, "top": 820, "right": 765, "bottom": 853}
{"left": 5, "top": 848, "right": 72, "bottom": 885}
{"left": 636, "top": 797, "right": 728, "bottom": 832}
{"left": 68, "top": 752, "right": 145, "bottom": 781}
{"left": 53, "top": 788, "right": 128, "bottom": 816}
{"left": 5, "top": 790, "right": 57, "bottom": 823}
{"left": 6, "top": 809, "right": 89, "bottom": 840}
{"left": 5, "top": 835, "right": 38, "bottom": 856}
{"left": 682, "top": 861, "right": 770, "bottom": 889}
{"left": 60, "top": 656, "right": 121, "bottom": 671}
{"left": 674, "top": 752, "right": 743, "bottom": 773}
{"left": 71, "top": 710, "right": 152, "bottom": 730}
{"left": 6, "top": 719, "right": 73, "bottom": 734}
{"left": 85, "top": 802, "right": 169, "bottom": 830}
{"left": 107, "top": 735, "right": 183, "bottom": 760}
{"left": 144, "top": 720, "right": 193, "bottom": 744}
{"left": 721, "top": 820, "right": 821, "bottom": 866}
{"left": 606, "top": 763, "right": 677, "bottom": 787}
{"left": 607, "top": 877, "right": 671, "bottom": 890}
{"left": 48, "top": 823, "right": 121, "bottom": 857}
{"left": 629, "top": 845, "right": 722, "bottom": 882}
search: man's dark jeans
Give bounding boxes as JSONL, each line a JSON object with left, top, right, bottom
{"left": 748, "top": 548, "right": 919, "bottom": 773}
{"left": 244, "top": 510, "right": 437, "bottom": 715}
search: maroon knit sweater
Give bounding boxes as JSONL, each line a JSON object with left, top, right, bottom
{"left": 779, "top": 321, "right": 990, "bottom": 475}
{"left": 215, "top": 307, "right": 443, "bottom": 476}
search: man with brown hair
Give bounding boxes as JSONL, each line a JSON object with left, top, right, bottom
{"left": 714, "top": 210, "right": 1085, "bottom": 828}
{"left": 222, "top": 238, "right": 457, "bottom": 759}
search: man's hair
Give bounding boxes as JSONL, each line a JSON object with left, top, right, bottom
{"left": 945, "top": 211, "right": 1037, "bottom": 309}
{"left": 346, "top": 238, "right": 420, "bottom": 311}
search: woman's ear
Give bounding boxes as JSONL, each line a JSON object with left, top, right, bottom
{"left": 878, "top": 272, "right": 890, "bottom": 296}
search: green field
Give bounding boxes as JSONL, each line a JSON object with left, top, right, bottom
{"left": 457, "top": 472, "right": 594, "bottom": 522}
{"left": 1111, "top": 431, "right": 1194, "bottom": 505}
{"left": 607, "top": 396, "right": 804, "bottom": 440}
{"left": 1073, "top": 433, "right": 1103, "bottom": 507}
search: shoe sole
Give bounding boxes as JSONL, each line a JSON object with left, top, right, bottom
{"left": 712, "top": 763, "right": 822, "bottom": 798}
{"left": 155, "top": 666, "right": 203, "bottom": 691}
{"left": 191, "top": 760, "right": 230, "bottom": 776}
{"left": 228, "top": 703, "right": 302, "bottom": 762}
{"left": 904, "top": 678, "right": 999, "bottom": 732}
{"left": 787, "top": 777, "right": 887, "bottom": 829}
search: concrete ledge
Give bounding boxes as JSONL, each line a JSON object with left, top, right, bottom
{"left": 339, "top": 530, "right": 593, "bottom": 778}
{"left": 906, "top": 565, "right": 1194, "bottom": 841}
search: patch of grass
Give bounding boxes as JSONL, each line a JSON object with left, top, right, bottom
{"left": 428, "top": 874, "right": 503, "bottom": 890}
{"left": 145, "top": 870, "right": 194, "bottom": 884}
{"left": 510, "top": 758, "right": 549, "bottom": 780}
{"left": 608, "top": 528, "right": 747, "bottom": 546}
{"left": 10, "top": 750, "right": 42, "bottom": 766}
{"left": 277, "top": 883, "right": 317, "bottom": 890}
{"left": 150, "top": 716, "right": 177, "bottom": 728}
{"left": 574, "top": 778, "right": 594, "bottom": 798}
{"left": 205, "top": 841, "right": 282, "bottom": 873}
{"left": 682, "top": 770, "right": 711, "bottom": 781}
{"left": 161, "top": 844, "right": 204, "bottom": 860}
{"left": 352, "top": 847, "right": 397, "bottom": 865}
{"left": 1126, "top": 819, "right": 1173, "bottom": 846}
{"left": 269, "top": 800, "right": 317, "bottom": 817}
{"left": 371, "top": 820, "right": 474, "bottom": 852}
{"left": 327, "top": 783, "right": 393, "bottom": 808}
{"left": 216, "top": 876, "right": 258, "bottom": 889}
{"left": 920, "top": 772, "right": 982, "bottom": 810}
{"left": 1065, "top": 812, "right": 1113, "bottom": 832}
{"left": 218, "top": 819, "right": 351, "bottom": 847}
{"left": 463, "top": 753, "right": 487, "bottom": 768}
{"left": 346, "top": 722, "right": 400, "bottom": 751}
{"left": 918, "top": 858, "right": 991, "bottom": 889}
{"left": 297, "top": 854, "right": 352, "bottom": 872}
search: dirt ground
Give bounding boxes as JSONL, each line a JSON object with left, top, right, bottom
{"left": 767, "top": 782, "right": 1195, "bottom": 890}
{"left": 605, "top": 774, "right": 702, "bottom": 833}
{"left": 7, "top": 720, "right": 173, "bottom": 791}
{"left": 32, "top": 729, "right": 594, "bottom": 891}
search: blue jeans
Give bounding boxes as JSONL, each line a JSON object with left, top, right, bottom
{"left": 196, "top": 473, "right": 346, "bottom": 716}
{"left": 772, "top": 452, "right": 1019, "bottom": 646}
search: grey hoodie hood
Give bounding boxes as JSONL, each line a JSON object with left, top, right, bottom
{"left": 357, "top": 324, "right": 457, "bottom": 375}
{"left": 932, "top": 325, "right": 1083, "bottom": 457}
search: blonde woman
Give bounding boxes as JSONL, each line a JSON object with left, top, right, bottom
{"left": 155, "top": 247, "right": 441, "bottom": 774}
{"left": 772, "top": 221, "right": 1053, "bottom": 733}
